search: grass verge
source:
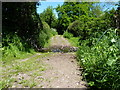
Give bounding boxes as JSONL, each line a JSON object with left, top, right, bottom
{"left": 1, "top": 52, "right": 52, "bottom": 88}
{"left": 68, "top": 37, "right": 79, "bottom": 47}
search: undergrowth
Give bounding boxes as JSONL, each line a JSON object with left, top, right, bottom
{"left": 2, "top": 27, "right": 58, "bottom": 63}
{"left": 63, "top": 31, "right": 79, "bottom": 47}
{"left": 2, "top": 34, "right": 35, "bottom": 64}
{"left": 63, "top": 31, "right": 73, "bottom": 39}
{"left": 77, "top": 29, "right": 120, "bottom": 89}
{"left": 44, "top": 28, "right": 58, "bottom": 48}
{"left": 68, "top": 37, "right": 79, "bottom": 47}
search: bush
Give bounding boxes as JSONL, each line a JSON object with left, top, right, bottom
{"left": 77, "top": 29, "right": 120, "bottom": 89}
{"left": 68, "top": 37, "right": 79, "bottom": 47}
{"left": 50, "top": 28, "right": 58, "bottom": 36}
{"left": 67, "top": 20, "right": 82, "bottom": 37}
{"left": 63, "top": 31, "right": 73, "bottom": 39}
{"left": 67, "top": 15, "right": 109, "bottom": 40}
{"left": 2, "top": 34, "right": 35, "bottom": 63}
{"left": 38, "top": 21, "right": 52, "bottom": 48}
{"left": 38, "top": 31, "right": 47, "bottom": 48}
{"left": 42, "top": 21, "right": 52, "bottom": 40}
{"left": 38, "top": 22, "right": 58, "bottom": 48}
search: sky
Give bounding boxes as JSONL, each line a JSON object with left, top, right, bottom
{"left": 36, "top": 0, "right": 119, "bottom": 17}
{"left": 36, "top": 2, "right": 64, "bottom": 18}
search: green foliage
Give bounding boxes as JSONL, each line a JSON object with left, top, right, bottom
{"left": 50, "top": 28, "right": 58, "bottom": 36}
{"left": 68, "top": 37, "right": 79, "bottom": 47}
{"left": 63, "top": 31, "right": 79, "bottom": 47}
{"left": 56, "top": 2, "right": 102, "bottom": 34}
{"left": 42, "top": 21, "right": 51, "bottom": 30}
{"left": 38, "top": 31, "right": 48, "bottom": 48}
{"left": 44, "top": 28, "right": 58, "bottom": 48}
{"left": 77, "top": 29, "right": 120, "bottom": 89}
{"left": 2, "top": 2, "right": 41, "bottom": 63}
{"left": 2, "top": 34, "right": 35, "bottom": 63}
{"left": 101, "top": 8, "right": 116, "bottom": 28}
{"left": 40, "top": 6, "right": 57, "bottom": 28}
{"left": 42, "top": 21, "right": 52, "bottom": 40}
{"left": 67, "top": 15, "right": 111, "bottom": 40}
{"left": 2, "top": 2, "right": 44, "bottom": 51}
{"left": 63, "top": 31, "right": 73, "bottom": 39}
{"left": 39, "top": 22, "right": 58, "bottom": 48}
{"left": 56, "top": 2, "right": 80, "bottom": 34}
{"left": 67, "top": 20, "right": 81, "bottom": 37}
{"left": 2, "top": 34, "right": 22, "bottom": 59}
{"left": 2, "top": 2, "right": 56, "bottom": 62}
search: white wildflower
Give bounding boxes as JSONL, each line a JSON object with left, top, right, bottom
{"left": 110, "top": 48, "right": 113, "bottom": 51}
{"left": 111, "top": 38, "right": 116, "bottom": 43}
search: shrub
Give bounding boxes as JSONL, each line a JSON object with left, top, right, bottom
{"left": 50, "top": 28, "right": 58, "bottom": 36}
{"left": 77, "top": 29, "right": 120, "bottom": 89}
{"left": 38, "top": 31, "right": 47, "bottom": 48}
{"left": 67, "top": 20, "right": 82, "bottom": 37}
{"left": 67, "top": 15, "right": 109, "bottom": 40}
{"left": 63, "top": 31, "right": 73, "bottom": 39}
{"left": 38, "top": 22, "right": 58, "bottom": 48}
{"left": 42, "top": 21, "right": 52, "bottom": 40}
{"left": 68, "top": 37, "right": 79, "bottom": 47}
{"left": 2, "top": 34, "right": 34, "bottom": 63}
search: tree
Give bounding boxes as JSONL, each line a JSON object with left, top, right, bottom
{"left": 39, "top": 6, "right": 57, "bottom": 28}
{"left": 115, "top": 1, "right": 120, "bottom": 35}
{"left": 56, "top": 2, "right": 102, "bottom": 34}
{"left": 116, "top": 1, "right": 120, "bottom": 29}
{"left": 90, "top": 3, "right": 103, "bottom": 17}
{"left": 2, "top": 2, "right": 43, "bottom": 50}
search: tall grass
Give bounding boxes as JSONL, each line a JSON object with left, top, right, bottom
{"left": 63, "top": 31, "right": 79, "bottom": 47}
{"left": 2, "top": 34, "right": 35, "bottom": 64}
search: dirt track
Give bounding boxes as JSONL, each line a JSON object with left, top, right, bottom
{"left": 37, "top": 53, "right": 87, "bottom": 88}
{"left": 36, "top": 35, "right": 87, "bottom": 88}
{"left": 50, "top": 35, "right": 71, "bottom": 47}
{"left": 2, "top": 35, "right": 87, "bottom": 88}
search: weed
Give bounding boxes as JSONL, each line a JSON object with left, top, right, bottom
{"left": 77, "top": 29, "right": 120, "bottom": 89}
{"left": 68, "top": 37, "right": 79, "bottom": 47}
{"left": 63, "top": 31, "right": 73, "bottom": 39}
{"left": 1, "top": 53, "right": 50, "bottom": 88}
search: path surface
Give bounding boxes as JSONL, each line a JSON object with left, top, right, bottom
{"left": 37, "top": 53, "right": 87, "bottom": 88}
{"left": 2, "top": 35, "right": 87, "bottom": 88}
{"left": 36, "top": 35, "right": 87, "bottom": 88}
{"left": 50, "top": 35, "right": 71, "bottom": 46}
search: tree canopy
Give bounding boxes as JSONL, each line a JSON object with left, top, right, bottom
{"left": 55, "top": 2, "right": 103, "bottom": 34}
{"left": 40, "top": 6, "right": 57, "bottom": 28}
